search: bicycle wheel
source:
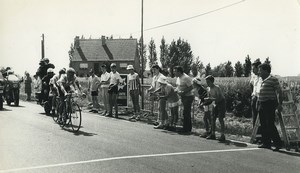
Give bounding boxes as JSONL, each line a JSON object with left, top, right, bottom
{"left": 70, "top": 102, "right": 82, "bottom": 132}
{"left": 52, "top": 99, "right": 60, "bottom": 123}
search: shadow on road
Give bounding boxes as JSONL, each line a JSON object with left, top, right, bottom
{"left": 0, "top": 107, "right": 12, "bottom": 111}
{"left": 221, "top": 140, "right": 248, "bottom": 147}
{"left": 277, "top": 150, "right": 300, "bottom": 157}
{"left": 62, "top": 127, "right": 97, "bottom": 137}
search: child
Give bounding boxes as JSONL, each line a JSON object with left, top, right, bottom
{"left": 154, "top": 76, "right": 180, "bottom": 130}
{"left": 192, "top": 78, "right": 212, "bottom": 138}
{"left": 205, "top": 75, "right": 226, "bottom": 142}
{"left": 127, "top": 65, "right": 142, "bottom": 121}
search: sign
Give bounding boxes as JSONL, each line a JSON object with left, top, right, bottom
{"left": 79, "top": 63, "right": 88, "bottom": 69}
{"left": 117, "top": 74, "right": 128, "bottom": 106}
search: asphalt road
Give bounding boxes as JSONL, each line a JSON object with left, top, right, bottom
{"left": 0, "top": 101, "right": 299, "bottom": 173}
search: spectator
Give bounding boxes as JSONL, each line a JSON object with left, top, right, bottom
{"left": 33, "top": 73, "right": 42, "bottom": 104}
{"left": 257, "top": 63, "right": 283, "bottom": 151}
{"left": 88, "top": 69, "right": 101, "bottom": 113}
{"left": 24, "top": 72, "right": 32, "bottom": 101}
{"left": 205, "top": 75, "right": 226, "bottom": 142}
{"left": 41, "top": 68, "right": 55, "bottom": 104}
{"left": 192, "top": 78, "right": 212, "bottom": 138}
{"left": 250, "top": 59, "right": 262, "bottom": 143}
{"left": 100, "top": 64, "right": 110, "bottom": 116}
{"left": 36, "top": 58, "right": 55, "bottom": 80}
{"left": 107, "top": 63, "right": 121, "bottom": 118}
{"left": 147, "top": 64, "right": 166, "bottom": 128}
{"left": 127, "top": 65, "right": 142, "bottom": 121}
{"left": 156, "top": 76, "right": 180, "bottom": 131}
{"left": 174, "top": 66, "right": 194, "bottom": 133}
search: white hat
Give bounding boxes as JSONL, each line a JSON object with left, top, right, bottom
{"left": 127, "top": 65, "right": 134, "bottom": 70}
{"left": 157, "top": 76, "right": 168, "bottom": 85}
{"left": 110, "top": 63, "right": 117, "bottom": 67}
{"left": 47, "top": 68, "right": 54, "bottom": 73}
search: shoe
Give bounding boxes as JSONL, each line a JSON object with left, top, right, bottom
{"left": 168, "top": 126, "right": 176, "bottom": 131}
{"left": 258, "top": 144, "right": 271, "bottom": 149}
{"left": 89, "top": 109, "right": 94, "bottom": 112}
{"left": 153, "top": 121, "right": 159, "bottom": 126}
{"left": 272, "top": 147, "right": 281, "bottom": 152}
{"left": 129, "top": 115, "right": 136, "bottom": 120}
{"left": 206, "top": 134, "right": 216, "bottom": 140}
{"left": 200, "top": 132, "right": 210, "bottom": 138}
{"left": 105, "top": 114, "right": 113, "bottom": 117}
{"left": 154, "top": 124, "right": 164, "bottom": 129}
{"left": 93, "top": 110, "right": 98, "bottom": 113}
{"left": 101, "top": 111, "right": 107, "bottom": 116}
{"left": 135, "top": 115, "right": 141, "bottom": 121}
{"left": 218, "top": 135, "right": 226, "bottom": 142}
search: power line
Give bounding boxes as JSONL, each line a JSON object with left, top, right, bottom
{"left": 116, "top": 0, "right": 246, "bottom": 37}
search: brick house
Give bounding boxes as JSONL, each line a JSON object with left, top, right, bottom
{"left": 69, "top": 36, "right": 140, "bottom": 76}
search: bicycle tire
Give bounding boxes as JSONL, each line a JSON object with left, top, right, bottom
{"left": 70, "top": 102, "right": 82, "bottom": 132}
{"left": 52, "top": 99, "right": 60, "bottom": 123}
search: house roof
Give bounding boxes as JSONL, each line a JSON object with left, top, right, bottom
{"left": 71, "top": 38, "right": 138, "bottom": 61}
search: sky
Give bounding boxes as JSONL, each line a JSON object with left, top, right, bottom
{"left": 1, "top": 0, "right": 300, "bottom": 77}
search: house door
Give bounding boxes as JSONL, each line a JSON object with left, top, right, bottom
{"left": 94, "top": 63, "right": 100, "bottom": 75}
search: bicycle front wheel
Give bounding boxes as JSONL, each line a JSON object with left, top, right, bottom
{"left": 70, "top": 102, "right": 82, "bottom": 132}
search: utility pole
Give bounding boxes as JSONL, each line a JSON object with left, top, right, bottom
{"left": 141, "top": 0, "right": 144, "bottom": 109}
{"left": 41, "top": 34, "right": 45, "bottom": 59}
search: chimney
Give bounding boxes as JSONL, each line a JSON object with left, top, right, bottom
{"left": 74, "top": 36, "right": 80, "bottom": 48}
{"left": 101, "top": 35, "right": 106, "bottom": 46}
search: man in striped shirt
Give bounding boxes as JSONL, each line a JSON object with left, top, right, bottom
{"left": 127, "top": 65, "right": 141, "bottom": 121}
{"left": 257, "top": 63, "right": 283, "bottom": 151}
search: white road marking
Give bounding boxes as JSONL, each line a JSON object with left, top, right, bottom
{"left": 0, "top": 148, "right": 260, "bottom": 173}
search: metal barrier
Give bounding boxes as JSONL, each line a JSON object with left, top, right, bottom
{"left": 140, "top": 84, "right": 197, "bottom": 122}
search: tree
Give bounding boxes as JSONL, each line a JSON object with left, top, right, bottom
{"left": 192, "top": 56, "right": 205, "bottom": 77}
{"left": 205, "top": 63, "right": 212, "bottom": 76}
{"left": 243, "top": 55, "right": 252, "bottom": 77}
{"left": 138, "top": 37, "right": 147, "bottom": 74}
{"left": 159, "top": 37, "right": 169, "bottom": 68}
{"left": 265, "top": 57, "right": 271, "bottom": 64}
{"left": 148, "top": 38, "right": 157, "bottom": 68}
{"left": 225, "top": 61, "right": 234, "bottom": 77}
{"left": 234, "top": 61, "right": 244, "bottom": 77}
{"left": 212, "top": 63, "right": 226, "bottom": 77}
{"left": 167, "top": 38, "right": 193, "bottom": 74}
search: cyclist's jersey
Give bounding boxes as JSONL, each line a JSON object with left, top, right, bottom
{"left": 57, "top": 74, "right": 79, "bottom": 95}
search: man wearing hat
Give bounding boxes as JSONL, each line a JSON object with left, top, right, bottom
{"left": 88, "top": 69, "right": 101, "bottom": 113}
{"left": 127, "top": 65, "right": 142, "bottom": 121}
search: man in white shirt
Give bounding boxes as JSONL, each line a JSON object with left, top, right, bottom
{"left": 100, "top": 64, "right": 110, "bottom": 116}
{"left": 174, "top": 66, "right": 194, "bottom": 133}
{"left": 107, "top": 63, "right": 122, "bottom": 118}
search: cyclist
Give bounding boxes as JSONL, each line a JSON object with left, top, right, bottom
{"left": 57, "top": 68, "right": 83, "bottom": 122}
{"left": 49, "top": 68, "right": 66, "bottom": 114}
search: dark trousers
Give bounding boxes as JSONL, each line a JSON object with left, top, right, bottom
{"left": 130, "top": 90, "right": 140, "bottom": 113}
{"left": 258, "top": 100, "right": 282, "bottom": 147}
{"left": 181, "top": 96, "right": 194, "bottom": 132}
{"left": 251, "top": 96, "right": 261, "bottom": 136}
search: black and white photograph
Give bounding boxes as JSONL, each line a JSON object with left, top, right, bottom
{"left": 1, "top": 0, "right": 300, "bottom": 172}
